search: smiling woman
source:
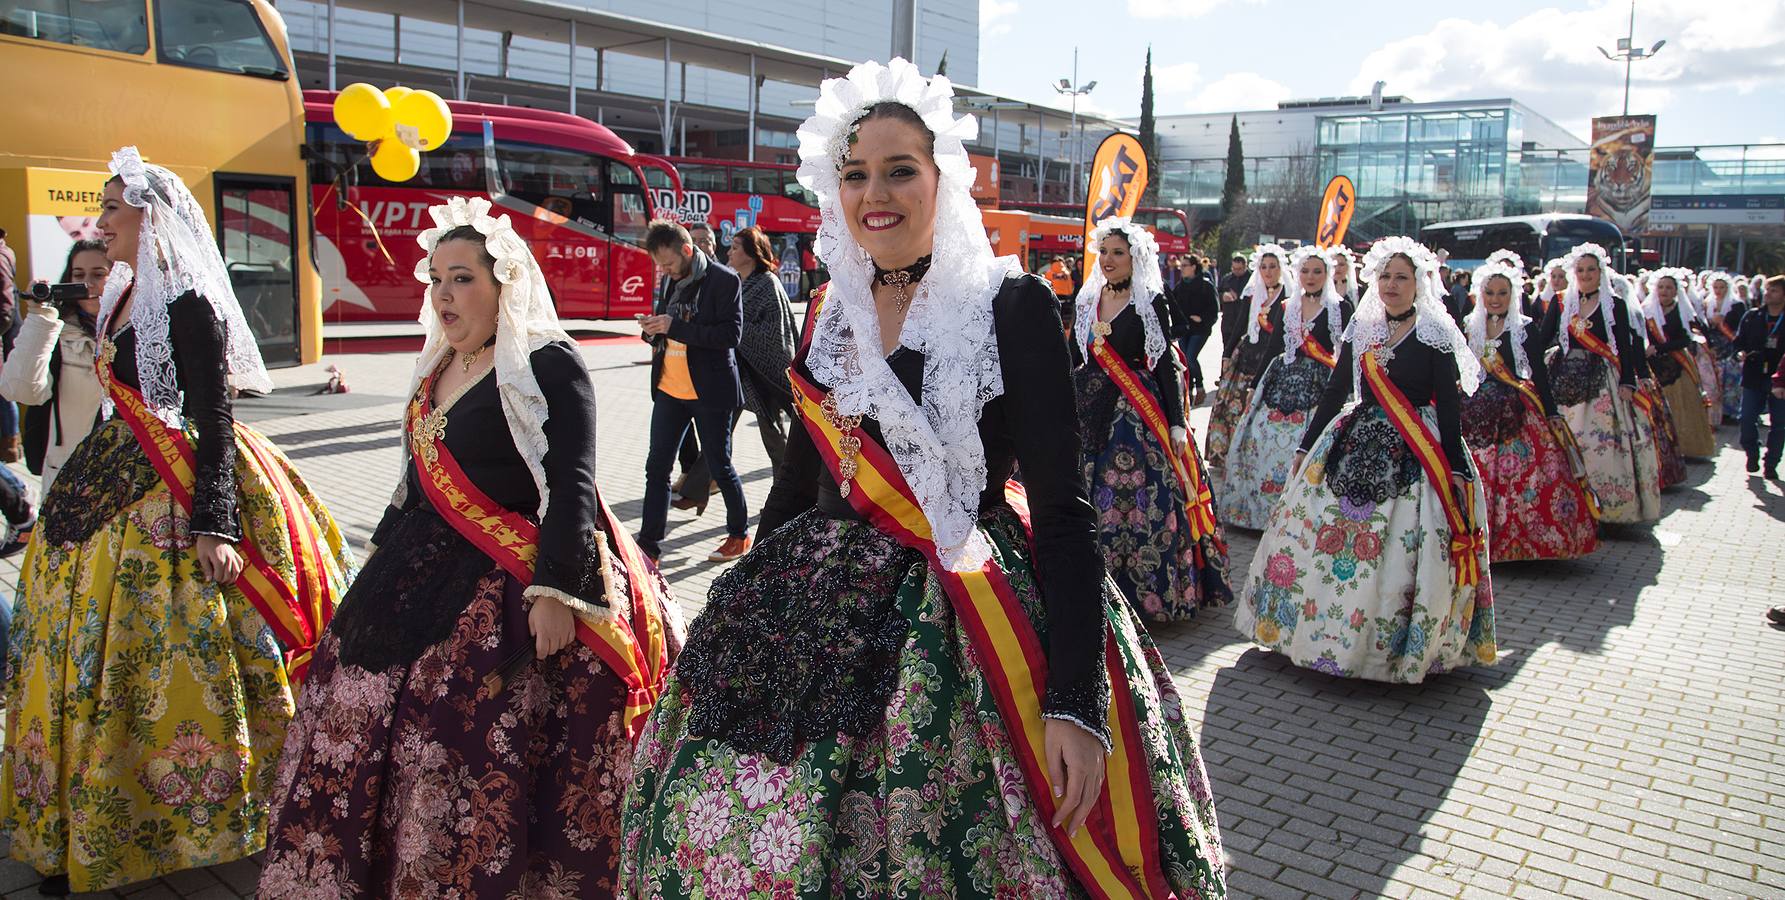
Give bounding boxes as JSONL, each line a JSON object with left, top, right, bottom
{"left": 622, "top": 58, "right": 1228, "bottom": 898}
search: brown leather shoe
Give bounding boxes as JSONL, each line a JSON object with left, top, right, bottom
{"left": 706, "top": 535, "right": 752, "bottom": 562}
{"left": 0, "top": 435, "right": 19, "bottom": 464}
{"left": 671, "top": 495, "right": 709, "bottom": 514}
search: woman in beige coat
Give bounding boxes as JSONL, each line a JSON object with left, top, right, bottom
{"left": 0, "top": 240, "right": 108, "bottom": 492}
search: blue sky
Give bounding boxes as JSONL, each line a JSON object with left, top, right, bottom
{"left": 976, "top": 0, "right": 1785, "bottom": 146}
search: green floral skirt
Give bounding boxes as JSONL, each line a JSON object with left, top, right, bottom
{"left": 621, "top": 507, "right": 1226, "bottom": 898}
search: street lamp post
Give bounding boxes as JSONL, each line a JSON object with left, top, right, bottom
{"left": 1597, "top": 0, "right": 1666, "bottom": 116}
{"left": 1054, "top": 47, "right": 1096, "bottom": 204}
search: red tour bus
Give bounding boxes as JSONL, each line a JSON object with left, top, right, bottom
{"left": 645, "top": 157, "right": 820, "bottom": 254}
{"left": 998, "top": 201, "right": 1193, "bottom": 257}
{"left": 304, "top": 91, "right": 677, "bottom": 323}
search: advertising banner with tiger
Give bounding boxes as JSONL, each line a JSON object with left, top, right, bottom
{"left": 1588, "top": 115, "right": 1656, "bottom": 236}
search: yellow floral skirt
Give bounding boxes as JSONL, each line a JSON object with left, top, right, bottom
{"left": 0, "top": 418, "right": 352, "bottom": 892}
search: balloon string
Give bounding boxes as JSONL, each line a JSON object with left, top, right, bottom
{"left": 309, "top": 148, "right": 395, "bottom": 268}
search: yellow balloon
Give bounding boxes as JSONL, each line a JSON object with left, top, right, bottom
{"left": 332, "top": 82, "right": 391, "bottom": 141}
{"left": 392, "top": 90, "right": 453, "bottom": 151}
{"left": 383, "top": 85, "right": 414, "bottom": 105}
{"left": 370, "top": 140, "right": 421, "bottom": 182}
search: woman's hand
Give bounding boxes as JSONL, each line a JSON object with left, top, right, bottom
{"left": 195, "top": 535, "right": 244, "bottom": 584}
{"left": 1045, "top": 719, "right": 1108, "bottom": 838}
{"left": 528, "top": 594, "right": 576, "bottom": 659}
{"left": 1291, "top": 449, "right": 1307, "bottom": 476}
{"left": 1619, "top": 384, "right": 1637, "bottom": 403}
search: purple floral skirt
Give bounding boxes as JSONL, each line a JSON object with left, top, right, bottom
{"left": 260, "top": 571, "right": 637, "bottom": 899}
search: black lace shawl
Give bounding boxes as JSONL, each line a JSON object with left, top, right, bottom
{"left": 757, "top": 274, "right": 1111, "bottom": 736}
{"left": 1300, "top": 332, "right": 1471, "bottom": 478}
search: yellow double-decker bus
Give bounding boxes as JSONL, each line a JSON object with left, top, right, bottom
{"left": 0, "top": 0, "right": 319, "bottom": 366}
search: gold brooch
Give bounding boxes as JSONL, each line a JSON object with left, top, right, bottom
{"left": 820, "top": 393, "right": 864, "bottom": 498}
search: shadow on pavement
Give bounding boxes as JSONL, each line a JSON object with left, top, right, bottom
{"left": 1201, "top": 655, "right": 1492, "bottom": 898}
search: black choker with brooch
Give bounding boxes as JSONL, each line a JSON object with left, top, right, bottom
{"left": 1387, "top": 307, "right": 1417, "bottom": 323}
{"left": 1106, "top": 278, "right": 1133, "bottom": 293}
{"left": 873, "top": 255, "right": 933, "bottom": 314}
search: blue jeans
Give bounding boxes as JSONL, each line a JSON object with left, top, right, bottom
{"left": 1739, "top": 387, "right": 1785, "bottom": 464}
{"left": 1177, "top": 333, "right": 1210, "bottom": 391}
{"left": 640, "top": 396, "right": 748, "bottom": 557}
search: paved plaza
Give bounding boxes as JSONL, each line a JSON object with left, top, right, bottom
{"left": 0, "top": 330, "right": 1780, "bottom": 899}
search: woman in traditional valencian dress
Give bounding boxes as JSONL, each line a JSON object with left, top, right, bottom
{"left": 260, "top": 197, "right": 679, "bottom": 898}
{"left": 1072, "top": 217, "right": 1230, "bottom": 622}
{"left": 1612, "top": 275, "right": 1687, "bottom": 489}
{"left": 1461, "top": 262, "right": 1600, "bottom": 562}
{"left": 1701, "top": 272, "right": 1746, "bottom": 423}
{"left": 1217, "top": 245, "right": 1352, "bottom": 530}
{"left": 1204, "top": 243, "right": 1289, "bottom": 471}
{"left": 0, "top": 148, "right": 353, "bottom": 896}
{"left": 1642, "top": 268, "right": 1717, "bottom": 459}
{"left": 1330, "top": 245, "right": 1360, "bottom": 303}
{"left": 1234, "top": 237, "right": 1495, "bottom": 683}
{"left": 1542, "top": 244, "right": 1663, "bottom": 525}
{"left": 623, "top": 59, "right": 1226, "bottom": 897}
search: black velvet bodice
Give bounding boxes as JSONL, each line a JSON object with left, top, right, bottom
{"left": 105, "top": 290, "right": 239, "bottom": 539}
{"left": 1540, "top": 294, "right": 1642, "bottom": 388}
{"left": 1231, "top": 286, "right": 1289, "bottom": 378}
{"left": 759, "top": 275, "right": 1108, "bottom": 726}
{"left": 1301, "top": 328, "right": 1471, "bottom": 476}
{"left": 1068, "top": 294, "right": 1185, "bottom": 429}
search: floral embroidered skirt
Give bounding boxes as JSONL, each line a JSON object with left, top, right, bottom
{"left": 1233, "top": 404, "right": 1496, "bottom": 683}
{"left": 1, "top": 418, "right": 353, "bottom": 893}
{"left": 1644, "top": 388, "right": 1688, "bottom": 488}
{"left": 621, "top": 508, "right": 1227, "bottom": 898}
{"left": 262, "top": 511, "right": 676, "bottom": 899}
{"left": 1550, "top": 350, "right": 1664, "bottom": 524}
{"left": 1078, "top": 368, "right": 1232, "bottom": 622}
{"left": 1659, "top": 373, "right": 1717, "bottom": 458}
{"left": 1217, "top": 356, "right": 1329, "bottom": 531}
{"left": 1461, "top": 381, "right": 1600, "bottom": 562}
{"left": 1202, "top": 368, "right": 1258, "bottom": 471}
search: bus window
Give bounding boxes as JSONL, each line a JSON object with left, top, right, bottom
{"left": 307, "top": 125, "right": 485, "bottom": 192}
{"left": 1544, "top": 218, "right": 1622, "bottom": 266}
{"left": 607, "top": 161, "right": 649, "bottom": 244}
{"left": 782, "top": 176, "right": 818, "bottom": 208}
{"left": 499, "top": 142, "right": 603, "bottom": 228}
{"left": 1155, "top": 213, "right": 1188, "bottom": 238}
{"left": 217, "top": 177, "right": 299, "bottom": 365}
{"left": 682, "top": 165, "right": 726, "bottom": 192}
{"left": 2, "top": 0, "right": 147, "bottom": 53}
{"left": 154, "top": 0, "right": 286, "bottom": 77}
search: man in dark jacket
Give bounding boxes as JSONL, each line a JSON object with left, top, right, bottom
{"left": 1169, "top": 256, "right": 1220, "bottom": 404}
{"left": 638, "top": 220, "right": 752, "bottom": 562}
{"left": 1737, "top": 275, "right": 1785, "bottom": 478}
{"left": 1217, "top": 252, "right": 1251, "bottom": 368}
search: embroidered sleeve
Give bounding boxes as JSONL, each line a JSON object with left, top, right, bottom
{"left": 171, "top": 292, "right": 240, "bottom": 541}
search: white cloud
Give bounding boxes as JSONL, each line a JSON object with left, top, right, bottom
{"left": 1152, "top": 61, "right": 1202, "bottom": 95}
{"left": 1346, "top": 0, "right": 1785, "bottom": 141}
{"left": 1181, "top": 72, "right": 1293, "bottom": 113}
{"left": 981, "top": 0, "right": 1019, "bottom": 37}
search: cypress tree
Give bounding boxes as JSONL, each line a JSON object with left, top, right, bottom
{"left": 1139, "top": 47, "right": 1158, "bottom": 207}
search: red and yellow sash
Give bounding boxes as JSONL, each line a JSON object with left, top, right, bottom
{"left": 1481, "top": 350, "right": 1602, "bottom": 520}
{"left": 1091, "top": 338, "right": 1217, "bottom": 540}
{"left": 99, "top": 356, "right": 333, "bottom": 681}
{"left": 1568, "top": 315, "right": 1621, "bottom": 369}
{"left": 1646, "top": 319, "right": 1704, "bottom": 391}
{"left": 1360, "top": 350, "right": 1484, "bottom": 587}
{"left": 405, "top": 371, "right": 669, "bottom": 739}
{"left": 1300, "top": 332, "right": 1338, "bottom": 370}
{"left": 790, "top": 367, "right": 1177, "bottom": 900}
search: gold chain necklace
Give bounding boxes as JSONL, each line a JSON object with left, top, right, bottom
{"left": 820, "top": 393, "right": 864, "bottom": 497}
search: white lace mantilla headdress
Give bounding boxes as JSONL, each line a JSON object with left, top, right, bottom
{"left": 100, "top": 147, "right": 272, "bottom": 424}
{"left": 1704, "top": 271, "right": 1736, "bottom": 317}
{"left": 1557, "top": 242, "right": 1619, "bottom": 357}
{"left": 1243, "top": 242, "right": 1290, "bottom": 343}
{"left": 1538, "top": 257, "right": 1570, "bottom": 307}
{"left": 1484, "top": 249, "right": 1526, "bottom": 273}
{"left": 796, "top": 58, "right": 1020, "bottom": 571}
{"left": 406, "top": 196, "right": 573, "bottom": 519}
{"left": 1284, "top": 245, "right": 1346, "bottom": 364}
{"left": 1323, "top": 245, "right": 1360, "bottom": 302}
{"left": 1645, "top": 267, "right": 1704, "bottom": 330}
{"left": 1465, "top": 262, "right": 1533, "bottom": 379}
{"left": 1346, "top": 236, "right": 1482, "bottom": 396}
{"left": 1073, "top": 217, "right": 1167, "bottom": 369}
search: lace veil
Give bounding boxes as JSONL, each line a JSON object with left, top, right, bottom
{"left": 1072, "top": 217, "right": 1167, "bottom": 369}
{"left": 1464, "top": 262, "right": 1533, "bottom": 379}
{"left": 100, "top": 147, "right": 272, "bottom": 425}
{"left": 1325, "top": 245, "right": 1360, "bottom": 303}
{"left": 1644, "top": 267, "right": 1704, "bottom": 330}
{"left": 796, "top": 58, "right": 1020, "bottom": 571}
{"left": 1283, "top": 245, "right": 1346, "bottom": 364}
{"left": 1557, "top": 243, "right": 1620, "bottom": 357}
{"left": 1703, "top": 272, "right": 1736, "bottom": 318}
{"left": 1242, "top": 243, "right": 1290, "bottom": 343}
{"left": 1345, "top": 236, "right": 1482, "bottom": 397}
{"left": 405, "top": 196, "right": 573, "bottom": 519}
